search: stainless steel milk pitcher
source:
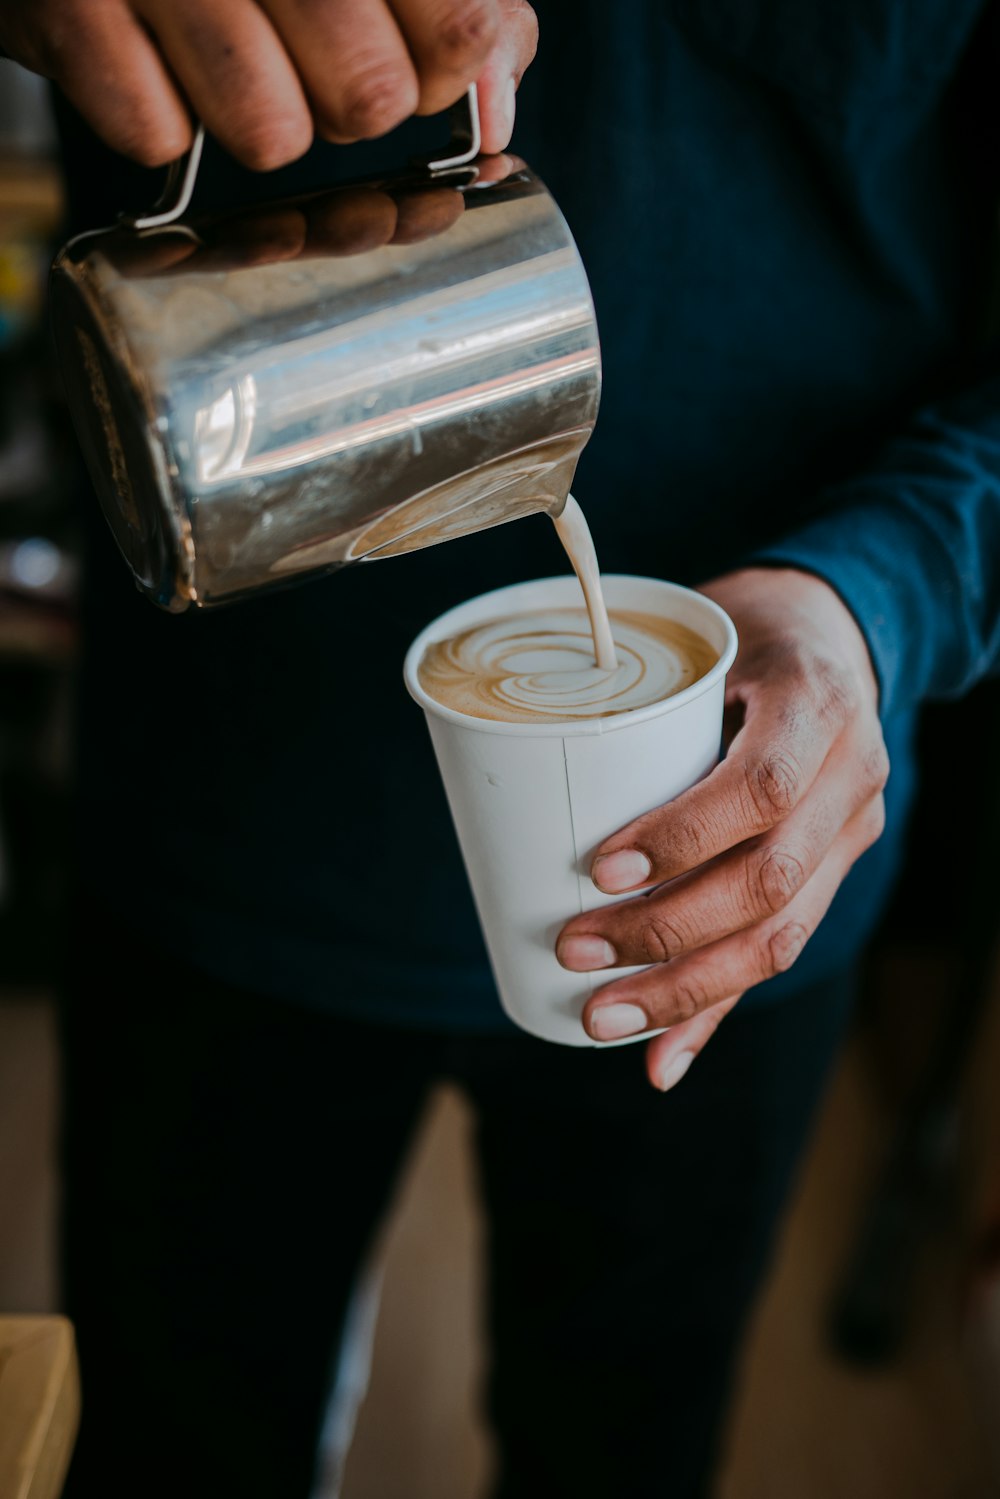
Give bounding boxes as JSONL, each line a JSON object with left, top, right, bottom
{"left": 50, "top": 90, "right": 602, "bottom": 611}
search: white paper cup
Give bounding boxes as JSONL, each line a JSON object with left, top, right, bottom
{"left": 404, "top": 575, "right": 738, "bottom": 1046}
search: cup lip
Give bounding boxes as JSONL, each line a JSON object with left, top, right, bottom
{"left": 403, "top": 573, "right": 738, "bottom": 738}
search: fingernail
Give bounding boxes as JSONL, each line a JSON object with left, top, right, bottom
{"left": 591, "top": 1003, "right": 648, "bottom": 1041}
{"left": 558, "top": 935, "right": 616, "bottom": 972}
{"left": 592, "top": 850, "right": 652, "bottom": 893}
{"left": 499, "top": 77, "right": 516, "bottom": 149}
{"left": 656, "top": 1050, "right": 695, "bottom": 1093}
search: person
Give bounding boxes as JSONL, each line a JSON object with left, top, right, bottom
{"left": 3, "top": 0, "right": 999, "bottom": 1494}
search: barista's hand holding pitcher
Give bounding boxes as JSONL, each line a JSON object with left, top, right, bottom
{"left": 557, "top": 568, "right": 890, "bottom": 1092}
{"left": 0, "top": 0, "right": 537, "bottom": 166}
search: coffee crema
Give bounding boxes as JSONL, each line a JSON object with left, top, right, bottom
{"left": 417, "top": 607, "right": 718, "bottom": 724}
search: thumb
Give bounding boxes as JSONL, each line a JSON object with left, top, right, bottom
{"left": 476, "top": 1, "right": 538, "bottom": 153}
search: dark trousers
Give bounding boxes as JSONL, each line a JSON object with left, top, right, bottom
{"left": 59, "top": 914, "right": 854, "bottom": 1499}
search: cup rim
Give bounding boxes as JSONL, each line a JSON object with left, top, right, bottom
{"left": 403, "top": 573, "right": 738, "bottom": 738}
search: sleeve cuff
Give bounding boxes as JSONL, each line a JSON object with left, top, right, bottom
{"left": 745, "top": 495, "right": 971, "bottom": 720}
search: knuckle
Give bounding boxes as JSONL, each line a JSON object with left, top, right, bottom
{"left": 428, "top": 2, "right": 499, "bottom": 68}
{"left": 766, "top": 921, "right": 809, "bottom": 975}
{"left": 811, "top": 658, "right": 858, "bottom": 726}
{"left": 745, "top": 752, "right": 802, "bottom": 824}
{"left": 338, "top": 63, "right": 416, "bottom": 138}
{"left": 669, "top": 977, "right": 709, "bottom": 1023}
{"left": 674, "top": 807, "right": 717, "bottom": 866}
{"left": 639, "top": 912, "right": 687, "bottom": 964}
{"left": 861, "top": 739, "right": 891, "bottom": 798}
{"left": 754, "top": 846, "right": 806, "bottom": 915}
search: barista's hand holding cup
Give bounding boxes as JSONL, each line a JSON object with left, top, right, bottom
{"left": 404, "top": 498, "right": 739, "bottom": 1051}
{"left": 557, "top": 565, "right": 890, "bottom": 1091}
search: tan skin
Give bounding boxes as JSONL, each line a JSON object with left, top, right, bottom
{"left": 0, "top": 0, "right": 538, "bottom": 167}
{"left": 556, "top": 568, "right": 890, "bottom": 1091}
{"left": 7, "top": 5, "right": 888, "bottom": 1092}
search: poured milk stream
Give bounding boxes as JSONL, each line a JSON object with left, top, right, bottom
{"left": 418, "top": 497, "right": 718, "bottom": 724}
{"left": 551, "top": 496, "right": 617, "bottom": 670}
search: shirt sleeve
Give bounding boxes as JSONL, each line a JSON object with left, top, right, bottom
{"left": 747, "top": 362, "right": 1000, "bottom": 720}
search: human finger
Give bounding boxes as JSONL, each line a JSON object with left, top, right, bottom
{"left": 590, "top": 667, "right": 870, "bottom": 896}
{"left": 177, "top": 207, "right": 308, "bottom": 274}
{"left": 390, "top": 187, "right": 465, "bottom": 243}
{"left": 134, "top": 0, "right": 313, "bottom": 170}
{"left": 259, "top": 0, "right": 418, "bottom": 144}
{"left": 388, "top": 0, "right": 500, "bottom": 118}
{"left": 559, "top": 752, "right": 887, "bottom": 971}
{"left": 42, "top": 0, "right": 193, "bottom": 167}
{"left": 109, "top": 232, "right": 203, "bottom": 279}
{"left": 301, "top": 189, "right": 399, "bottom": 257}
{"left": 473, "top": 151, "right": 521, "bottom": 183}
{"left": 474, "top": 0, "right": 538, "bottom": 152}
{"left": 159, "top": 190, "right": 400, "bottom": 273}
{"left": 581, "top": 805, "right": 882, "bottom": 1042}
{"left": 642, "top": 994, "right": 743, "bottom": 1093}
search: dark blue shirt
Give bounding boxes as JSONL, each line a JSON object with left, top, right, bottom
{"left": 62, "top": 0, "right": 1000, "bottom": 1028}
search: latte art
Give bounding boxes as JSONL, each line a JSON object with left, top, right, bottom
{"left": 418, "top": 607, "right": 718, "bottom": 724}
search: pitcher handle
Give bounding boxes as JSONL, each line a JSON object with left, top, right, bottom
{"left": 125, "top": 84, "right": 482, "bottom": 232}
{"left": 421, "top": 82, "right": 482, "bottom": 172}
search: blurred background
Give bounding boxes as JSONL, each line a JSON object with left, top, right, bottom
{"left": 1, "top": 59, "right": 999, "bottom": 1498}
